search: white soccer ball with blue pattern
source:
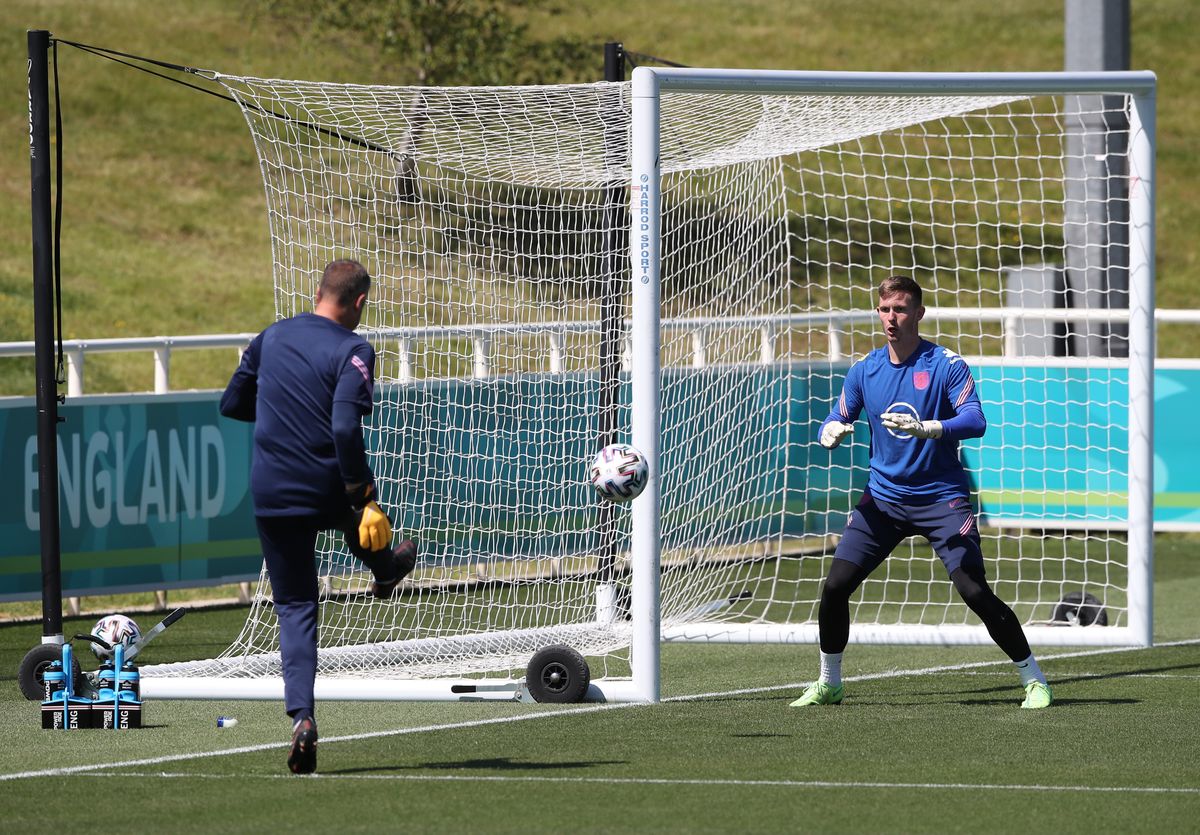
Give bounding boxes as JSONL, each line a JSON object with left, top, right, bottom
{"left": 590, "top": 443, "right": 649, "bottom": 503}
{"left": 88, "top": 614, "right": 142, "bottom": 659}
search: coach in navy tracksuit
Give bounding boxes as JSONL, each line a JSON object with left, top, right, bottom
{"left": 220, "top": 259, "right": 416, "bottom": 773}
{"left": 791, "top": 275, "right": 1052, "bottom": 710}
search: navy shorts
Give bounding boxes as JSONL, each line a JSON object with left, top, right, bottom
{"left": 834, "top": 489, "right": 984, "bottom": 576}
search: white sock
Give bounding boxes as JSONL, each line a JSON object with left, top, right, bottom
{"left": 1014, "top": 654, "right": 1046, "bottom": 687}
{"left": 819, "top": 651, "right": 843, "bottom": 687}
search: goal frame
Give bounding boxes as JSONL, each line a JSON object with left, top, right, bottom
{"left": 140, "top": 67, "right": 1156, "bottom": 706}
{"left": 631, "top": 68, "right": 1157, "bottom": 696}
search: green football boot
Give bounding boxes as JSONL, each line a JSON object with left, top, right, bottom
{"left": 1020, "top": 681, "right": 1053, "bottom": 709}
{"left": 789, "top": 681, "right": 844, "bottom": 707}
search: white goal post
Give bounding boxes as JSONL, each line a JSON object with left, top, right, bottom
{"left": 630, "top": 69, "right": 1156, "bottom": 680}
{"left": 142, "top": 66, "right": 1155, "bottom": 704}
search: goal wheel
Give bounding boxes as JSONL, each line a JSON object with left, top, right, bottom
{"left": 525, "top": 645, "right": 591, "bottom": 703}
{"left": 17, "top": 643, "right": 83, "bottom": 701}
{"left": 1051, "top": 591, "right": 1108, "bottom": 627}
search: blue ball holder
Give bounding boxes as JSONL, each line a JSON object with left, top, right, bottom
{"left": 41, "top": 638, "right": 143, "bottom": 729}
{"left": 41, "top": 642, "right": 89, "bottom": 729}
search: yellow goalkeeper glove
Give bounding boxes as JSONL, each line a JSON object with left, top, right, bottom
{"left": 347, "top": 482, "right": 393, "bottom": 551}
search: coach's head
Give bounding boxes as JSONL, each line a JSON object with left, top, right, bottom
{"left": 315, "top": 259, "right": 371, "bottom": 330}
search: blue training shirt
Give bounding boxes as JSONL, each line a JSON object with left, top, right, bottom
{"left": 821, "top": 339, "right": 986, "bottom": 505}
{"left": 220, "top": 312, "right": 376, "bottom": 516}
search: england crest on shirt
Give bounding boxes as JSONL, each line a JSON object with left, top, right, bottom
{"left": 913, "top": 370, "right": 930, "bottom": 390}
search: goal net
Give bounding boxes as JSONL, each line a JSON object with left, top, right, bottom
{"left": 142, "top": 68, "right": 1154, "bottom": 700}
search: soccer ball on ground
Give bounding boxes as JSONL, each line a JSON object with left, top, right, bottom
{"left": 590, "top": 443, "right": 649, "bottom": 503}
{"left": 89, "top": 614, "right": 142, "bottom": 659}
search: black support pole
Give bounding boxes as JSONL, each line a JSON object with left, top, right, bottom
{"left": 599, "top": 41, "right": 625, "bottom": 450}
{"left": 603, "top": 41, "right": 624, "bottom": 87}
{"left": 28, "top": 29, "right": 64, "bottom": 644}
{"left": 596, "top": 43, "right": 627, "bottom": 592}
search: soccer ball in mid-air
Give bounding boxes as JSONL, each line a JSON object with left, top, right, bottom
{"left": 590, "top": 443, "right": 649, "bottom": 503}
{"left": 89, "top": 614, "right": 142, "bottom": 659}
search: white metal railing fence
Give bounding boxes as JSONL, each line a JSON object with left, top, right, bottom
{"left": 0, "top": 333, "right": 258, "bottom": 397}
{"left": 1, "top": 308, "right": 1197, "bottom": 395}
{"left": 2, "top": 306, "right": 1195, "bottom": 613}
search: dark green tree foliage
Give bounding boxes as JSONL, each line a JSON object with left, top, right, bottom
{"left": 258, "top": 1, "right": 597, "bottom": 258}
{"left": 259, "top": 0, "right": 593, "bottom": 86}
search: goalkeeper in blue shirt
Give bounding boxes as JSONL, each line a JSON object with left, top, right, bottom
{"left": 792, "top": 275, "right": 1052, "bottom": 710}
{"left": 221, "top": 259, "right": 417, "bottom": 772}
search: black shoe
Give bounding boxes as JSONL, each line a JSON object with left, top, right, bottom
{"left": 287, "top": 717, "right": 318, "bottom": 774}
{"left": 370, "top": 539, "right": 417, "bottom": 599}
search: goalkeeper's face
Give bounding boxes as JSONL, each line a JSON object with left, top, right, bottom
{"left": 876, "top": 291, "right": 923, "bottom": 346}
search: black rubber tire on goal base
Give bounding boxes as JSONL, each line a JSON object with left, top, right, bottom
{"left": 525, "top": 645, "right": 591, "bottom": 703}
{"left": 1051, "top": 591, "right": 1109, "bottom": 627}
{"left": 17, "top": 643, "right": 83, "bottom": 701}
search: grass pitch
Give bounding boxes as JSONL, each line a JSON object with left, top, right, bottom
{"left": 1, "top": 542, "right": 1197, "bottom": 832}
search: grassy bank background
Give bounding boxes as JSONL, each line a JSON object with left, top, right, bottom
{"left": 1, "top": 1, "right": 1197, "bottom": 399}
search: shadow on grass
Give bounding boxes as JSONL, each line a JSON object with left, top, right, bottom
{"left": 858, "top": 684, "right": 1139, "bottom": 707}
{"left": 729, "top": 732, "right": 792, "bottom": 738}
{"left": 784, "top": 692, "right": 1138, "bottom": 707}
{"left": 699, "top": 694, "right": 796, "bottom": 704}
{"left": 957, "top": 696, "right": 1138, "bottom": 706}
{"left": 828, "top": 657, "right": 1200, "bottom": 707}
{"left": 1050, "top": 659, "right": 1200, "bottom": 682}
{"left": 330, "top": 756, "right": 628, "bottom": 775}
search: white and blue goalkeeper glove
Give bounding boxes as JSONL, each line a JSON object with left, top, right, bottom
{"left": 880, "top": 412, "right": 943, "bottom": 439}
{"left": 819, "top": 421, "right": 855, "bottom": 449}
{"left": 346, "top": 482, "right": 393, "bottom": 551}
